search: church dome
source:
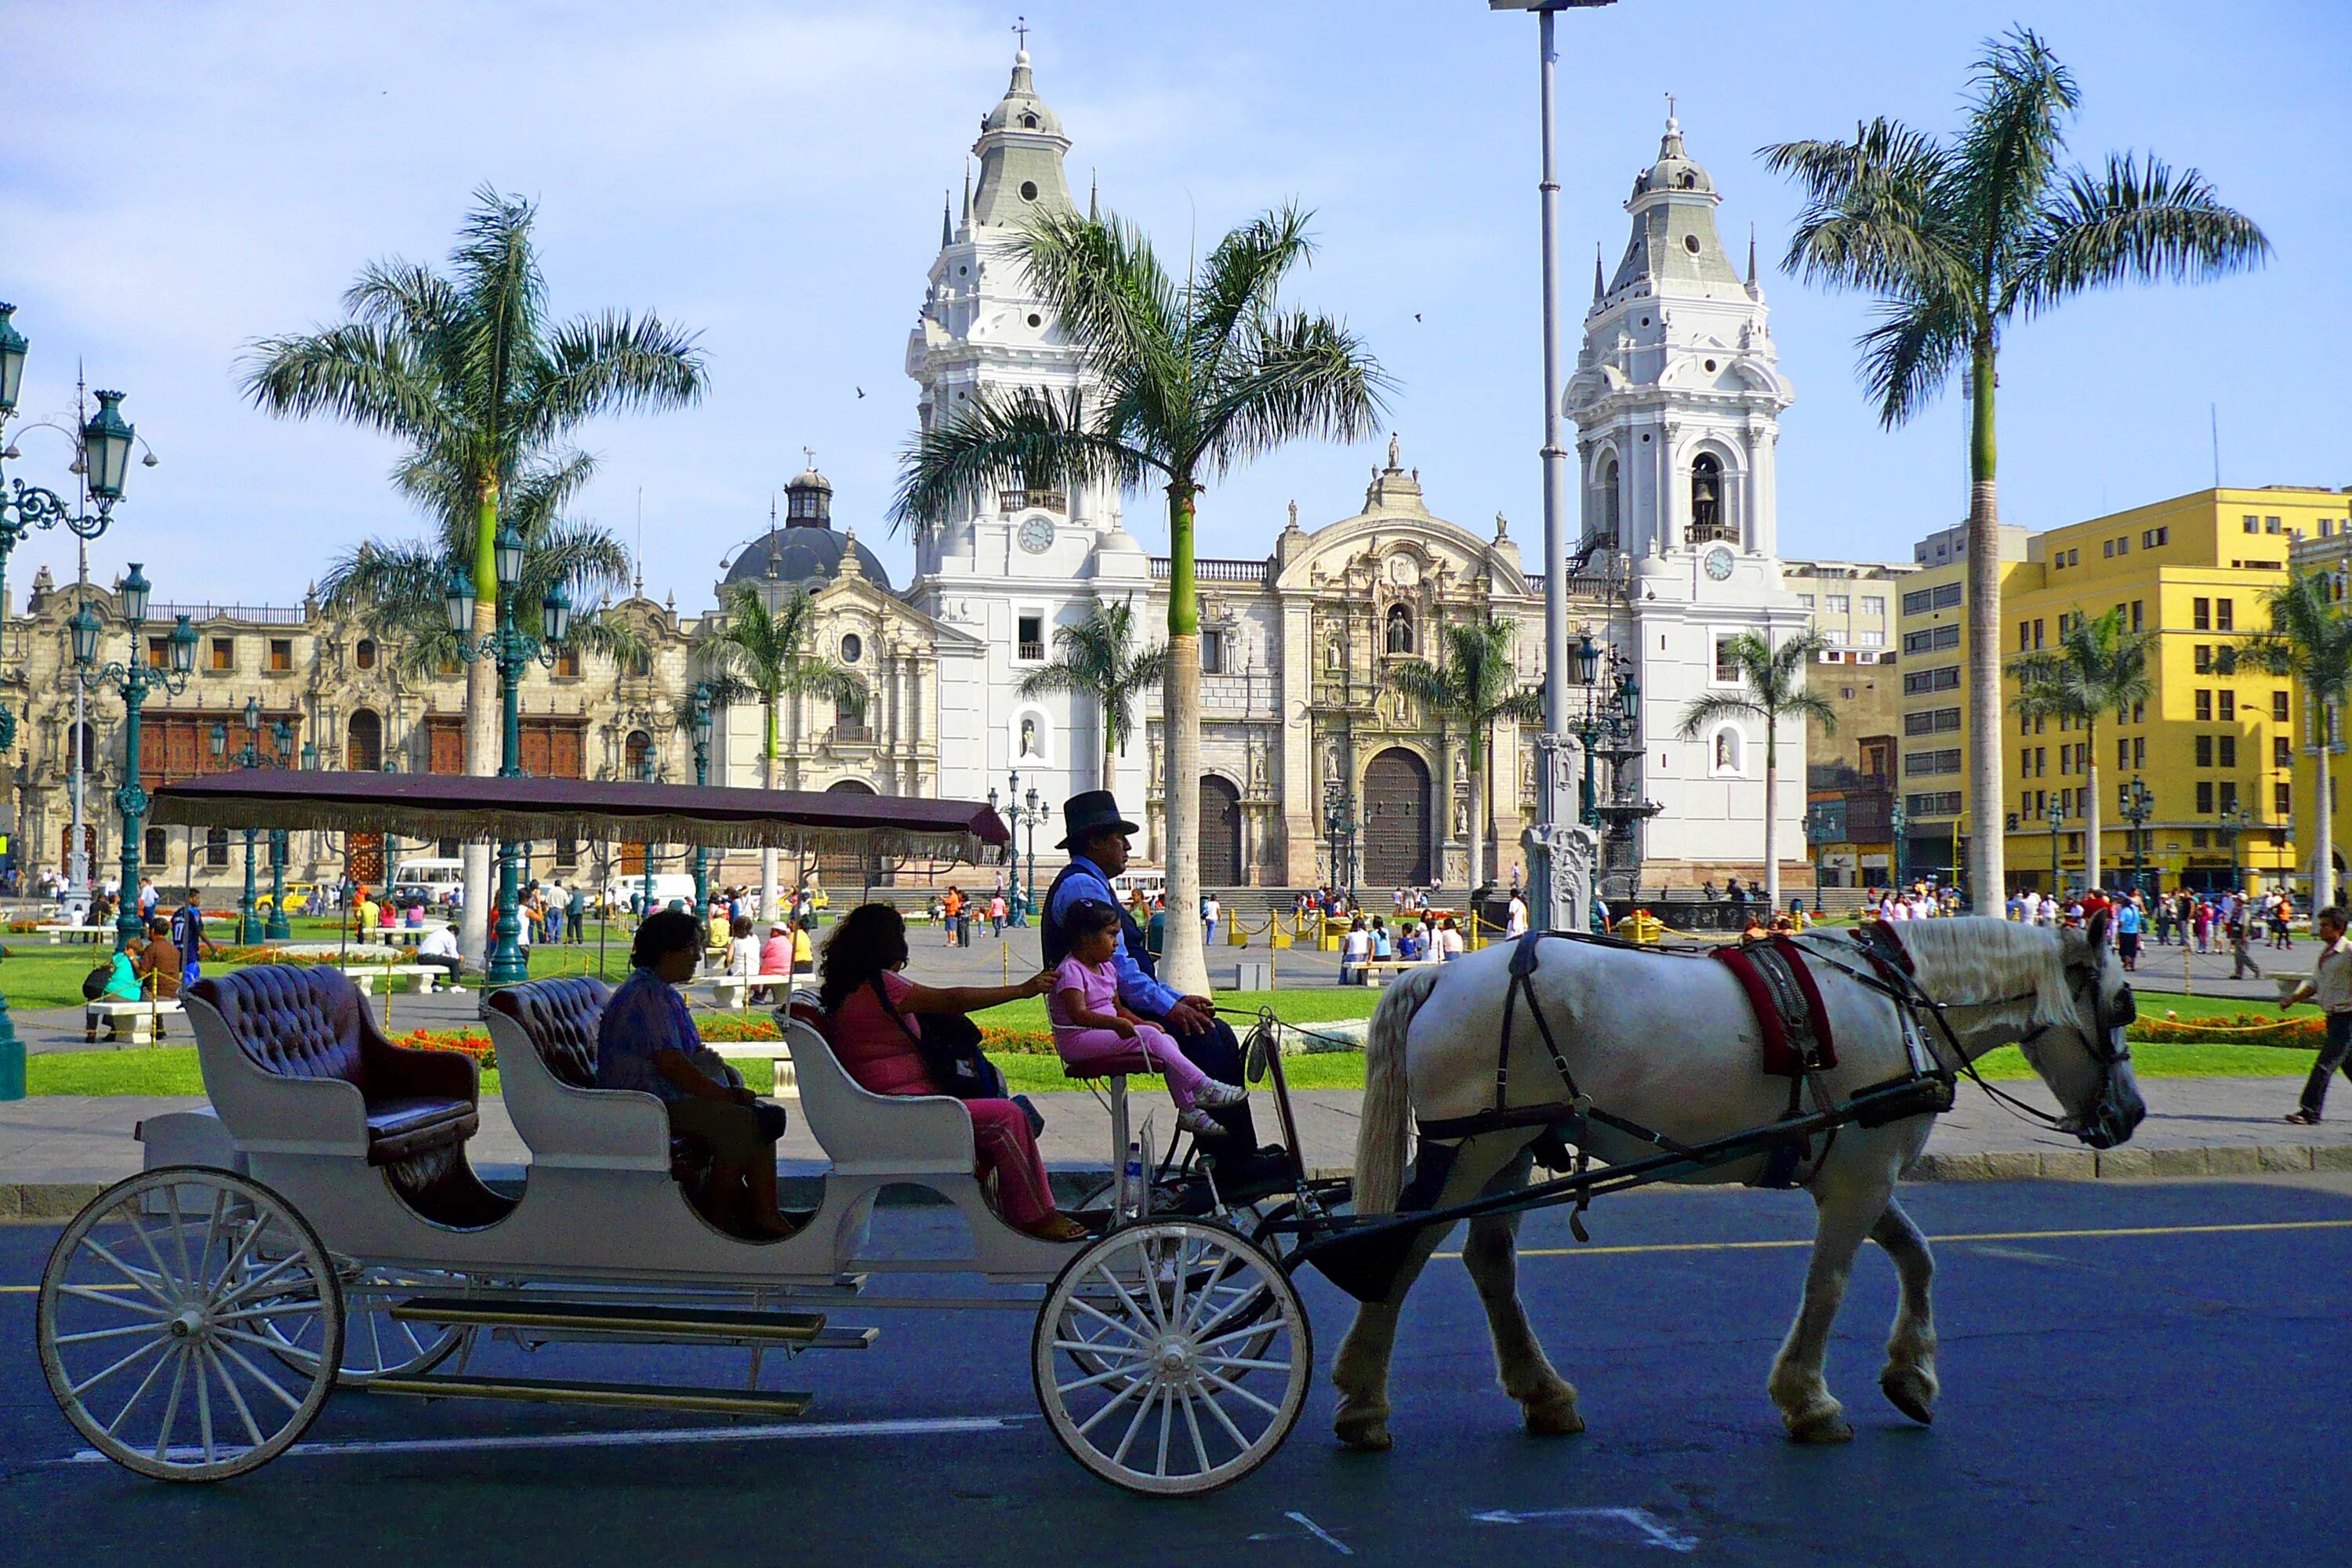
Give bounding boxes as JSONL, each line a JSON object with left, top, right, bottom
{"left": 1632, "top": 114, "right": 1715, "bottom": 198}
{"left": 723, "top": 527, "right": 892, "bottom": 593}
{"left": 982, "top": 51, "right": 1064, "bottom": 137}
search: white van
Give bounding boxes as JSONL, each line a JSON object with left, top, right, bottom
{"left": 608, "top": 873, "right": 700, "bottom": 912}
{"left": 389, "top": 858, "right": 466, "bottom": 906}
{"left": 1109, "top": 867, "right": 1165, "bottom": 906}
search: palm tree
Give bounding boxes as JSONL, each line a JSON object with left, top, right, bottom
{"left": 892, "top": 204, "right": 1385, "bottom": 995}
{"left": 2236, "top": 570, "right": 2352, "bottom": 909}
{"left": 1763, "top": 27, "right": 2267, "bottom": 911}
{"left": 1677, "top": 630, "right": 1837, "bottom": 913}
{"left": 1017, "top": 599, "right": 1167, "bottom": 792}
{"left": 1386, "top": 615, "right": 1541, "bottom": 902}
{"left": 241, "top": 184, "right": 706, "bottom": 964}
{"left": 2011, "top": 606, "right": 2154, "bottom": 893}
{"left": 703, "top": 582, "right": 866, "bottom": 919}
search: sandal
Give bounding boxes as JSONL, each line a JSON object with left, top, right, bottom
{"left": 1020, "top": 1213, "right": 1090, "bottom": 1243}
{"left": 2284, "top": 1109, "right": 2322, "bottom": 1126}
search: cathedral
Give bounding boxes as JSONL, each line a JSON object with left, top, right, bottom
{"left": 0, "top": 53, "right": 1805, "bottom": 900}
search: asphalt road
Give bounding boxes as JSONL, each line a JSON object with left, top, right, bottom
{"left": 2, "top": 1175, "right": 2347, "bottom": 1568}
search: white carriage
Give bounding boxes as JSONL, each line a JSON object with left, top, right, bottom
{"left": 34, "top": 772, "right": 1324, "bottom": 1496}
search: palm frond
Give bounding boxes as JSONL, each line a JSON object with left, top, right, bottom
{"left": 1014, "top": 209, "right": 1182, "bottom": 385}
{"left": 1950, "top": 25, "right": 2079, "bottom": 264}
{"left": 891, "top": 387, "right": 1151, "bottom": 531}
{"left": 1856, "top": 295, "right": 1971, "bottom": 428}
{"left": 2009, "top": 152, "right": 2270, "bottom": 318}
{"left": 1202, "top": 309, "right": 1390, "bottom": 475}
{"left": 1186, "top": 203, "right": 1316, "bottom": 378}
{"left": 528, "top": 309, "right": 710, "bottom": 441}
{"left": 1677, "top": 692, "right": 1766, "bottom": 736}
{"left": 238, "top": 321, "right": 450, "bottom": 441}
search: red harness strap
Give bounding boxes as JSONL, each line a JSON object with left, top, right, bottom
{"left": 1711, "top": 936, "right": 1838, "bottom": 1078}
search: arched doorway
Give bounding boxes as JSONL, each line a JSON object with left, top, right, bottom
{"left": 347, "top": 709, "right": 382, "bottom": 771}
{"left": 820, "top": 779, "right": 880, "bottom": 890}
{"left": 1199, "top": 775, "right": 1243, "bottom": 887}
{"left": 1361, "top": 748, "right": 1432, "bottom": 889}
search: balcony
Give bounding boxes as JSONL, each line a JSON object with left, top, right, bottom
{"left": 999, "top": 489, "right": 1068, "bottom": 516}
{"left": 1686, "top": 522, "right": 1740, "bottom": 546}
{"left": 1151, "top": 557, "right": 1270, "bottom": 586}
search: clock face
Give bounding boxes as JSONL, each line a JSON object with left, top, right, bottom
{"left": 1703, "top": 545, "right": 1735, "bottom": 581}
{"left": 1018, "top": 516, "right": 1055, "bottom": 555}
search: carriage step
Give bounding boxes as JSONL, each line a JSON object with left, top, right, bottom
{"left": 367, "top": 1374, "right": 813, "bottom": 1419}
{"left": 390, "top": 1296, "right": 833, "bottom": 1345}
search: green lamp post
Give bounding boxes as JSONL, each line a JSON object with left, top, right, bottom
{"left": 72, "top": 568, "right": 197, "bottom": 954}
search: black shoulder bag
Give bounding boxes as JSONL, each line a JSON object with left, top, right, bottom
{"left": 867, "top": 978, "right": 1044, "bottom": 1137}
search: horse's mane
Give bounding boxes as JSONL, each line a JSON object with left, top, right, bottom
{"left": 1890, "top": 916, "right": 2081, "bottom": 1030}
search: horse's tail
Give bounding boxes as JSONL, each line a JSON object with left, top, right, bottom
{"left": 1356, "top": 964, "right": 1444, "bottom": 1216}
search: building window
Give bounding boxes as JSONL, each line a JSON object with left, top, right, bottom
{"left": 1825, "top": 594, "right": 1850, "bottom": 614}
{"left": 209, "top": 638, "right": 234, "bottom": 672}
{"left": 1855, "top": 630, "right": 1885, "bottom": 646}
{"left": 1900, "top": 624, "right": 1960, "bottom": 655}
{"left": 2243, "top": 515, "right": 2259, "bottom": 534}
{"left": 2274, "top": 690, "right": 2292, "bottom": 721}
{"left": 2220, "top": 780, "right": 2240, "bottom": 811}
{"left": 268, "top": 639, "right": 293, "bottom": 673}
{"left": 2218, "top": 735, "right": 2238, "bottom": 768}
{"left": 145, "top": 636, "right": 170, "bottom": 668}
{"left": 629, "top": 651, "right": 653, "bottom": 677}
{"left": 1861, "top": 595, "right": 1885, "bottom": 615}
{"left": 2195, "top": 735, "right": 2214, "bottom": 767}
{"left": 205, "top": 827, "right": 230, "bottom": 868}
{"left": 1017, "top": 614, "right": 1045, "bottom": 662}
{"left": 355, "top": 638, "right": 377, "bottom": 670}
{"left": 1200, "top": 630, "right": 1227, "bottom": 675}
{"left": 346, "top": 709, "right": 383, "bottom": 772}
{"left": 2216, "top": 597, "right": 2234, "bottom": 631}
{"left": 840, "top": 633, "right": 862, "bottom": 665}
{"left": 2218, "top": 690, "right": 2235, "bottom": 720}
{"left": 2194, "top": 645, "right": 2213, "bottom": 673}
{"left": 554, "top": 648, "right": 581, "bottom": 678}
{"left": 1385, "top": 604, "right": 1414, "bottom": 655}
{"left": 1713, "top": 637, "right": 1742, "bottom": 683}
{"left": 2278, "top": 782, "right": 2293, "bottom": 816}
{"left": 2193, "top": 690, "right": 2212, "bottom": 720}
{"left": 1902, "top": 665, "right": 1962, "bottom": 695}
{"left": 2192, "top": 598, "right": 2211, "bottom": 631}
{"left": 1903, "top": 748, "right": 1962, "bottom": 777}
{"left": 834, "top": 696, "right": 868, "bottom": 742}
{"left": 2196, "top": 781, "right": 2215, "bottom": 814}
{"left": 2267, "top": 516, "right": 2282, "bottom": 534}
{"left": 1906, "top": 791, "right": 1963, "bottom": 817}
{"left": 145, "top": 826, "right": 167, "bottom": 865}
{"left": 623, "top": 729, "right": 653, "bottom": 781}
{"left": 1599, "top": 457, "right": 1621, "bottom": 542}
{"left": 1797, "top": 594, "right": 1816, "bottom": 610}
{"left": 2129, "top": 601, "right": 2143, "bottom": 632}
{"left": 2276, "top": 737, "right": 2292, "bottom": 768}
{"left": 2143, "top": 527, "right": 2168, "bottom": 548}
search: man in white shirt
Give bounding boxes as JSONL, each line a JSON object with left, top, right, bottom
{"left": 1341, "top": 920, "right": 1373, "bottom": 985}
{"left": 2281, "top": 906, "right": 2352, "bottom": 1124}
{"left": 416, "top": 921, "right": 463, "bottom": 984}
{"left": 1505, "top": 892, "right": 1530, "bottom": 938}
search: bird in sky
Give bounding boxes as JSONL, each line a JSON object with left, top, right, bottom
{"left": 855, "top": 387, "right": 866, "bottom": 398}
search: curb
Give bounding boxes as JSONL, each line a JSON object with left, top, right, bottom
{"left": 8, "top": 1146, "right": 2350, "bottom": 1218}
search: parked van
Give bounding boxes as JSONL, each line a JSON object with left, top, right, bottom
{"left": 1109, "top": 867, "right": 1165, "bottom": 906}
{"left": 607, "top": 873, "right": 700, "bottom": 912}
{"left": 388, "top": 858, "right": 466, "bottom": 907}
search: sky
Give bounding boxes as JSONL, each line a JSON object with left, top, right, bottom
{"left": 6, "top": 0, "right": 2348, "bottom": 613}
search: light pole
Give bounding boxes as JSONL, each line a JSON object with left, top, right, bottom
{"left": 69, "top": 568, "right": 197, "bottom": 953}
{"left": 689, "top": 681, "right": 713, "bottom": 923}
{"left": 1889, "top": 796, "right": 1907, "bottom": 893}
{"left": 1493, "top": 0, "right": 1620, "bottom": 933}
{"left": 2121, "top": 776, "right": 2154, "bottom": 899}
{"left": 2045, "top": 797, "right": 2067, "bottom": 896}
{"left": 2218, "top": 801, "right": 2253, "bottom": 898}
{"left": 445, "top": 528, "right": 574, "bottom": 988}
{"left": 993, "top": 771, "right": 1049, "bottom": 927}
{"left": 212, "top": 697, "right": 291, "bottom": 944}
{"left": 1023, "top": 785, "right": 1046, "bottom": 926}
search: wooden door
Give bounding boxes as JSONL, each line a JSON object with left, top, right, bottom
{"left": 1199, "top": 775, "right": 1243, "bottom": 887}
{"left": 1360, "top": 748, "right": 1432, "bottom": 888}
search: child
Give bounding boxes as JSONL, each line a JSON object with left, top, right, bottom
{"left": 1048, "top": 900, "right": 1246, "bottom": 1136}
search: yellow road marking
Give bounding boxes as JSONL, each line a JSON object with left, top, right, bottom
{"left": 1439, "top": 1218, "right": 2352, "bottom": 1261}
{"left": 0, "top": 1282, "right": 132, "bottom": 1294}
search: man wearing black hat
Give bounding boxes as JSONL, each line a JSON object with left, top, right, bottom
{"left": 1042, "top": 790, "right": 1266, "bottom": 1178}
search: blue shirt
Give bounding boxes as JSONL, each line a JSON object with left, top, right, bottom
{"left": 596, "top": 967, "right": 730, "bottom": 1103}
{"left": 1047, "top": 855, "right": 1178, "bottom": 1016}
{"left": 2116, "top": 904, "right": 2143, "bottom": 935}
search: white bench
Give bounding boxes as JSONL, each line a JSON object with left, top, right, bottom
{"left": 339, "top": 964, "right": 450, "bottom": 995}
{"left": 710, "top": 972, "right": 797, "bottom": 1009}
{"left": 1351, "top": 957, "right": 1437, "bottom": 988}
{"left": 85, "top": 998, "right": 187, "bottom": 1044}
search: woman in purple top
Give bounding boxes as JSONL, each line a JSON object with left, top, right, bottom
{"left": 1047, "top": 901, "right": 1245, "bottom": 1136}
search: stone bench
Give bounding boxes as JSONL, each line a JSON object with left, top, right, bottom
{"left": 1348, "top": 958, "right": 1438, "bottom": 988}
{"left": 710, "top": 973, "right": 797, "bottom": 1010}
{"left": 706, "top": 1038, "right": 800, "bottom": 1099}
{"left": 339, "top": 964, "right": 451, "bottom": 995}
{"left": 85, "top": 998, "right": 187, "bottom": 1044}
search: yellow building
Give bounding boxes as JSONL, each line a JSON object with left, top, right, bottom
{"left": 2279, "top": 489, "right": 2352, "bottom": 901}
{"left": 1892, "top": 524, "right": 2028, "bottom": 889}
{"left": 1990, "top": 488, "right": 2347, "bottom": 897}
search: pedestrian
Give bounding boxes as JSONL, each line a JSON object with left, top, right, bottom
{"left": 2271, "top": 893, "right": 2293, "bottom": 950}
{"left": 1437, "top": 916, "right": 1465, "bottom": 960}
{"left": 989, "top": 891, "right": 1007, "bottom": 937}
{"left": 1340, "top": 916, "right": 1372, "bottom": 985}
{"left": 2281, "top": 906, "right": 2352, "bottom": 1124}
{"left": 942, "top": 885, "right": 964, "bottom": 948}
{"left": 2114, "top": 894, "right": 2143, "bottom": 973}
{"left": 1202, "top": 893, "right": 1221, "bottom": 946}
{"left": 169, "top": 888, "right": 221, "bottom": 986}
{"left": 2229, "top": 913, "right": 2263, "bottom": 980}
{"left": 570, "top": 882, "right": 589, "bottom": 945}
{"left": 546, "top": 884, "right": 566, "bottom": 946}
{"left": 1505, "top": 889, "right": 1530, "bottom": 938}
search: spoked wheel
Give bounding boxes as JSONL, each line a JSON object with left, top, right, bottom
{"left": 37, "top": 1167, "right": 343, "bottom": 1481}
{"left": 262, "top": 1265, "right": 468, "bottom": 1387}
{"left": 1033, "top": 1219, "right": 1309, "bottom": 1497}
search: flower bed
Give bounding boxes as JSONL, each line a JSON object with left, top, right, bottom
{"left": 392, "top": 1027, "right": 495, "bottom": 1066}
{"left": 2128, "top": 1012, "right": 2322, "bottom": 1048}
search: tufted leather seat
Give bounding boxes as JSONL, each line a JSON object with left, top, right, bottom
{"left": 191, "top": 964, "right": 480, "bottom": 1166}
{"left": 488, "top": 977, "right": 612, "bottom": 1089}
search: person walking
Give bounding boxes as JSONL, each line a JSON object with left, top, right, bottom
{"left": 2281, "top": 906, "right": 2352, "bottom": 1125}
{"left": 1201, "top": 892, "right": 1221, "bottom": 948}
{"left": 2114, "top": 894, "right": 2143, "bottom": 973}
{"left": 2229, "top": 910, "right": 2263, "bottom": 980}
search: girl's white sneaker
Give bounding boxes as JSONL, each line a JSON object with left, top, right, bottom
{"left": 1193, "top": 1080, "right": 1249, "bottom": 1108}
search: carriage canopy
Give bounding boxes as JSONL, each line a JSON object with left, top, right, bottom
{"left": 146, "top": 771, "right": 1011, "bottom": 862}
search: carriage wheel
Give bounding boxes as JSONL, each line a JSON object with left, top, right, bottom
{"left": 37, "top": 1167, "right": 343, "bottom": 1481}
{"left": 1033, "top": 1219, "right": 1309, "bottom": 1497}
{"left": 262, "top": 1265, "right": 468, "bottom": 1387}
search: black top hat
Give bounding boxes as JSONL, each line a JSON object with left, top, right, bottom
{"left": 1058, "top": 789, "right": 1140, "bottom": 851}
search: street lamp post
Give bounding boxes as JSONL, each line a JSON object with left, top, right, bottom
{"left": 689, "top": 681, "right": 713, "bottom": 923}
{"left": 2045, "top": 797, "right": 2067, "bottom": 896}
{"left": 994, "top": 771, "right": 1049, "bottom": 927}
{"left": 69, "top": 568, "right": 196, "bottom": 953}
{"left": 445, "top": 529, "right": 574, "bottom": 989}
{"left": 2121, "top": 776, "right": 2155, "bottom": 899}
{"left": 1889, "top": 796, "right": 1908, "bottom": 893}
{"left": 2218, "top": 802, "right": 2253, "bottom": 898}
{"left": 1491, "top": 0, "right": 1621, "bottom": 934}
{"left": 212, "top": 697, "right": 290, "bottom": 944}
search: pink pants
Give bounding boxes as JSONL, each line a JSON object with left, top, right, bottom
{"left": 1053, "top": 1024, "right": 1212, "bottom": 1109}
{"left": 965, "top": 1098, "right": 1056, "bottom": 1228}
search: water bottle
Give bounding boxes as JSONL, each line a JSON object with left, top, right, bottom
{"left": 1120, "top": 1138, "right": 1145, "bottom": 1218}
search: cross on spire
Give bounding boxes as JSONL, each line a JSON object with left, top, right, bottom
{"left": 1013, "top": 14, "right": 1029, "bottom": 51}
{"left": 1665, "top": 90, "right": 1676, "bottom": 125}
{"left": 803, "top": 445, "right": 817, "bottom": 470}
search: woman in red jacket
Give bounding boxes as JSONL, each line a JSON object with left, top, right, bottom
{"left": 819, "top": 904, "right": 1083, "bottom": 1241}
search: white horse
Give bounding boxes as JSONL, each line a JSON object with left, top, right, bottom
{"left": 1329, "top": 913, "right": 2144, "bottom": 1450}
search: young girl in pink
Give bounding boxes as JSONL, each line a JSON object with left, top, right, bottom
{"left": 1050, "top": 901, "right": 1246, "bottom": 1135}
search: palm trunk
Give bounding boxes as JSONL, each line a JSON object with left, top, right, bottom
{"left": 459, "top": 477, "right": 499, "bottom": 971}
{"left": 1465, "top": 731, "right": 1486, "bottom": 909}
{"left": 759, "top": 696, "right": 779, "bottom": 920}
{"left": 1157, "top": 483, "right": 1210, "bottom": 998}
{"left": 1102, "top": 709, "right": 1118, "bottom": 793}
{"left": 2083, "top": 733, "right": 2103, "bottom": 891}
{"left": 1962, "top": 339, "right": 2004, "bottom": 913}
{"left": 1763, "top": 720, "right": 1780, "bottom": 913}
{"left": 2316, "top": 699, "right": 2336, "bottom": 912}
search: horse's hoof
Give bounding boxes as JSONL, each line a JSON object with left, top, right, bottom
{"left": 1879, "top": 1366, "right": 1936, "bottom": 1425}
{"left": 1523, "top": 1394, "right": 1585, "bottom": 1437}
{"left": 1786, "top": 1409, "right": 1854, "bottom": 1445}
{"left": 1334, "top": 1413, "right": 1393, "bottom": 1453}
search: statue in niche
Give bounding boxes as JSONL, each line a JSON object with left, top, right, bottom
{"left": 1248, "top": 736, "right": 1270, "bottom": 794}
{"left": 1323, "top": 741, "right": 1340, "bottom": 786}
{"left": 1453, "top": 790, "right": 1469, "bottom": 838}
{"left": 1715, "top": 731, "right": 1733, "bottom": 770}
{"left": 1020, "top": 717, "right": 1036, "bottom": 759}
{"left": 1387, "top": 432, "right": 1402, "bottom": 469}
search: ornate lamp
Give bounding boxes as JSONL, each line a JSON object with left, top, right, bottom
{"left": 540, "top": 580, "right": 573, "bottom": 645}
{"left": 67, "top": 601, "right": 102, "bottom": 666}
{"left": 118, "top": 561, "right": 151, "bottom": 626}
{"left": 81, "top": 391, "right": 135, "bottom": 502}
{"left": 1571, "top": 633, "right": 1601, "bottom": 687}
{"left": 0, "top": 304, "right": 26, "bottom": 416}
{"left": 443, "top": 563, "right": 477, "bottom": 633}
{"left": 494, "top": 524, "right": 526, "bottom": 592}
